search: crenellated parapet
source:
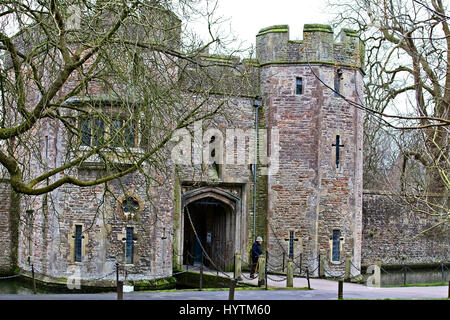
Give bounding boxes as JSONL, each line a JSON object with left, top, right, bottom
{"left": 179, "top": 51, "right": 261, "bottom": 97}
{"left": 256, "top": 24, "right": 364, "bottom": 71}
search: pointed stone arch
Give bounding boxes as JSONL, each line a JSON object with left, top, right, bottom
{"left": 181, "top": 187, "right": 239, "bottom": 211}
{"left": 179, "top": 186, "right": 242, "bottom": 271}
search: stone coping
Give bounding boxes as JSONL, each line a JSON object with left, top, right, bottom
{"left": 363, "top": 189, "right": 449, "bottom": 197}
{"left": 361, "top": 262, "right": 450, "bottom": 270}
{"left": 257, "top": 25, "right": 289, "bottom": 36}
{"left": 303, "top": 24, "right": 333, "bottom": 34}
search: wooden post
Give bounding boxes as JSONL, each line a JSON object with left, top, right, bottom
{"left": 318, "top": 254, "right": 321, "bottom": 277}
{"left": 403, "top": 265, "right": 407, "bottom": 286}
{"left": 234, "top": 253, "right": 242, "bottom": 280}
{"left": 31, "top": 264, "right": 37, "bottom": 294}
{"left": 319, "top": 254, "right": 325, "bottom": 278}
{"left": 344, "top": 256, "right": 351, "bottom": 281}
{"left": 116, "top": 263, "right": 123, "bottom": 300}
{"left": 286, "top": 259, "right": 293, "bottom": 287}
{"left": 228, "top": 278, "right": 237, "bottom": 300}
{"left": 299, "top": 253, "right": 302, "bottom": 275}
{"left": 338, "top": 280, "right": 343, "bottom": 300}
{"left": 265, "top": 251, "right": 268, "bottom": 290}
{"left": 448, "top": 281, "right": 450, "bottom": 299}
{"left": 257, "top": 254, "right": 266, "bottom": 287}
{"left": 117, "top": 281, "right": 123, "bottom": 300}
{"left": 199, "top": 262, "right": 204, "bottom": 291}
{"left": 306, "top": 266, "right": 311, "bottom": 290}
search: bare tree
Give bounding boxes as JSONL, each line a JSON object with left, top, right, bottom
{"left": 0, "top": 0, "right": 250, "bottom": 197}
{"left": 329, "top": 0, "right": 449, "bottom": 229}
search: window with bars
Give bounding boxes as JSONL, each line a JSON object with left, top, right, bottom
{"left": 126, "top": 227, "right": 134, "bottom": 264}
{"left": 74, "top": 225, "right": 83, "bottom": 262}
{"left": 80, "top": 118, "right": 105, "bottom": 147}
{"left": 111, "top": 118, "right": 136, "bottom": 148}
{"left": 79, "top": 116, "right": 137, "bottom": 148}
{"left": 332, "top": 230, "right": 341, "bottom": 261}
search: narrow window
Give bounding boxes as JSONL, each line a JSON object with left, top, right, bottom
{"left": 111, "top": 119, "right": 123, "bottom": 147}
{"left": 332, "top": 135, "right": 344, "bottom": 168}
{"left": 289, "top": 231, "right": 294, "bottom": 259}
{"left": 124, "top": 121, "right": 135, "bottom": 148}
{"left": 80, "top": 119, "right": 91, "bottom": 146}
{"left": 126, "top": 227, "right": 134, "bottom": 264}
{"left": 92, "top": 118, "right": 105, "bottom": 146}
{"left": 74, "top": 225, "right": 82, "bottom": 262}
{"left": 334, "top": 69, "right": 343, "bottom": 97}
{"left": 296, "top": 77, "right": 303, "bottom": 95}
{"left": 332, "top": 230, "right": 341, "bottom": 261}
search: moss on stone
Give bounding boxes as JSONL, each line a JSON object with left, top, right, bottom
{"left": 175, "top": 271, "right": 234, "bottom": 289}
{"left": 199, "top": 54, "right": 240, "bottom": 65}
{"left": 258, "top": 60, "right": 364, "bottom": 71}
{"left": 303, "top": 24, "right": 333, "bottom": 33}
{"left": 130, "top": 276, "right": 177, "bottom": 291}
{"left": 257, "top": 25, "right": 289, "bottom": 35}
{"left": 342, "top": 28, "right": 358, "bottom": 37}
{"left": 243, "top": 58, "right": 260, "bottom": 66}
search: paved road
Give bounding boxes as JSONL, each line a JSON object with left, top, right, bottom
{"left": 0, "top": 277, "right": 447, "bottom": 300}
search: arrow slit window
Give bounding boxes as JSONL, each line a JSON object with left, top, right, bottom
{"left": 296, "top": 77, "right": 303, "bottom": 95}
{"left": 74, "top": 225, "right": 83, "bottom": 262}
{"left": 126, "top": 227, "right": 134, "bottom": 264}
{"left": 332, "top": 229, "right": 341, "bottom": 261}
{"left": 334, "top": 69, "right": 343, "bottom": 97}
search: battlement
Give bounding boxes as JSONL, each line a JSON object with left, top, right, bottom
{"left": 256, "top": 24, "right": 364, "bottom": 70}
{"left": 179, "top": 51, "right": 260, "bottom": 97}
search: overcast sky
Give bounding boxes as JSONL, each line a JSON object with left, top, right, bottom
{"left": 190, "top": 0, "right": 334, "bottom": 54}
{"left": 217, "top": 0, "right": 332, "bottom": 41}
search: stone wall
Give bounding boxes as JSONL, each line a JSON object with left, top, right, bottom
{"left": 0, "top": 184, "right": 19, "bottom": 275}
{"left": 17, "top": 167, "right": 174, "bottom": 282}
{"left": 362, "top": 191, "right": 449, "bottom": 266}
{"left": 0, "top": 183, "right": 11, "bottom": 274}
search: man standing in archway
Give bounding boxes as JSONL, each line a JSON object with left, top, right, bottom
{"left": 250, "top": 236, "right": 263, "bottom": 279}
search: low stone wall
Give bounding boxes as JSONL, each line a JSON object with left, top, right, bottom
{"left": 15, "top": 269, "right": 177, "bottom": 293}
{"left": 361, "top": 190, "right": 449, "bottom": 267}
{"left": 175, "top": 271, "right": 238, "bottom": 289}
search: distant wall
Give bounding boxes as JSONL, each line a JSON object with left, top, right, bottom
{"left": 362, "top": 190, "right": 449, "bottom": 267}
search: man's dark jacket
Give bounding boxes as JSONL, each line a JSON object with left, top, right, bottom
{"left": 251, "top": 241, "right": 262, "bottom": 262}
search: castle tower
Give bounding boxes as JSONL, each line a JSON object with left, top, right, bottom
{"left": 256, "top": 24, "right": 364, "bottom": 276}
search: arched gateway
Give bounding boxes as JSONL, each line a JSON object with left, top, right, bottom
{"left": 180, "top": 187, "right": 241, "bottom": 271}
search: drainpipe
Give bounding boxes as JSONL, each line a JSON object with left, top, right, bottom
{"left": 251, "top": 97, "right": 262, "bottom": 241}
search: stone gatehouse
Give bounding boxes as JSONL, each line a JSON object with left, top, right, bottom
{"left": 0, "top": 16, "right": 448, "bottom": 287}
